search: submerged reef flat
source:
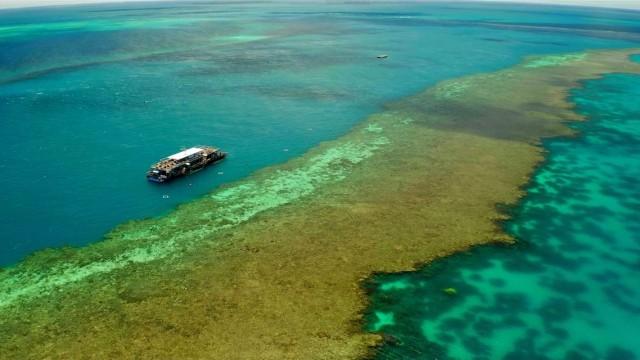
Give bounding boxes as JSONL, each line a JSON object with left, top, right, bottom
{"left": 1, "top": 49, "right": 639, "bottom": 359}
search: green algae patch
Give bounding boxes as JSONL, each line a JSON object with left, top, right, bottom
{"left": 379, "top": 278, "right": 412, "bottom": 292}
{"left": 443, "top": 287, "right": 457, "bottom": 296}
{"left": 371, "top": 311, "right": 396, "bottom": 332}
{"left": 1, "top": 49, "right": 639, "bottom": 360}
{"left": 435, "top": 79, "right": 472, "bottom": 99}
{"left": 524, "top": 53, "right": 587, "bottom": 68}
{"left": 0, "top": 124, "right": 390, "bottom": 310}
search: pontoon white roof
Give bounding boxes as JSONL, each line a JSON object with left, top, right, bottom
{"left": 168, "top": 147, "right": 203, "bottom": 161}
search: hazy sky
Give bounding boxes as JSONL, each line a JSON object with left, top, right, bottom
{"left": 0, "top": 0, "right": 639, "bottom": 10}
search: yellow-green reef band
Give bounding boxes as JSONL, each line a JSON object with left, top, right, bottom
{"left": 1, "top": 49, "right": 639, "bottom": 359}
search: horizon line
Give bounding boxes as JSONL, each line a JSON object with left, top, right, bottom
{"left": 1, "top": 0, "right": 640, "bottom": 12}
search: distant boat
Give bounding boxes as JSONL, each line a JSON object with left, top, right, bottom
{"left": 377, "top": 54, "right": 389, "bottom": 59}
{"left": 147, "top": 146, "right": 226, "bottom": 183}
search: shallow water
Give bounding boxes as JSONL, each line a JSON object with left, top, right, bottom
{"left": 365, "top": 64, "right": 640, "bottom": 358}
{"left": 1, "top": 2, "right": 640, "bottom": 265}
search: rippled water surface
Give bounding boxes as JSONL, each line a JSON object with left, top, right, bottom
{"left": 366, "top": 64, "right": 640, "bottom": 359}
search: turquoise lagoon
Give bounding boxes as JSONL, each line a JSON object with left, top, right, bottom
{"left": 365, "top": 65, "right": 640, "bottom": 358}
{"left": 2, "top": 2, "right": 640, "bottom": 265}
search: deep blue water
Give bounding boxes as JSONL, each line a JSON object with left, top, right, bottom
{"left": 365, "top": 61, "right": 640, "bottom": 359}
{"left": 1, "top": 2, "right": 639, "bottom": 266}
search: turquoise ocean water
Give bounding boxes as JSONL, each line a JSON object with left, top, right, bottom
{"left": 2, "top": 1, "right": 640, "bottom": 358}
{"left": 365, "top": 60, "right": 640, "bottom": 358}
{"left": 2, "top": 2, "right": 640, "bottom": 265}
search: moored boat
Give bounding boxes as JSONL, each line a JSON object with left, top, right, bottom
{"left": 147, "top": 146, "right": 226, "bottom": 183}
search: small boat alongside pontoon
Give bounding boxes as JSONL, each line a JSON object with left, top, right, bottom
{"left": 146, "top": 146, "right": 226, "bottom": 183}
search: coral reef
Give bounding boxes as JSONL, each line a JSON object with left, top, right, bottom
{"left": 0, "top": 49, "right": 638, "bottom": 359}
